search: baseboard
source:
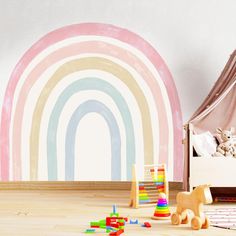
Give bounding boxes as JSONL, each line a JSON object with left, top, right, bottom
{"left": 0, "top": 181, "right": 183, "bottom": 190}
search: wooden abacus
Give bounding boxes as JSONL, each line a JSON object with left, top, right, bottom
{"left": 129, "top": 164, "right": 169, "bottom": 208}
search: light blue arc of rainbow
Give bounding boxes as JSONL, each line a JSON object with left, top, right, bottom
{"left": 66, "top": 100, "right": 121, "bottom": 180}
{"left": 47, "top": 78, "right": 135, "bottom": 180}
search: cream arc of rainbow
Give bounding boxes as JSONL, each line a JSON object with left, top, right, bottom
{"left": 36, "top": 72, "right": 142, "bottom": 181}
{"left": 0, "top": 23, "right": 183, "bottom": 181}
{"left": 30, "top": 57, "right": 153, "bottom": 181}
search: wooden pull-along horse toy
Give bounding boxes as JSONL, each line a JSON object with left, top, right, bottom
{"left": 171, "top": 184, "right": 212, "bottom": 230}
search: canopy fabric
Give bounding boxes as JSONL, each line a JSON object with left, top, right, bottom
{"left": 190, "top": 50, "right": 236, "bottom": 133}
{"left": 183, "top": 50, "right": 236, "bottom": 189}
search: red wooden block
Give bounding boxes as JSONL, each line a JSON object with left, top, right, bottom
{"left": 106, "top": 217, "right": 127, "bottom": 226}
{"left": 109, "top": 229, "right": 124, "bottom": 235}
{"left": 143, "top": 222, "right": 151, "bottom": 228}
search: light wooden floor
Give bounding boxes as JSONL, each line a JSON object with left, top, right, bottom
{"left": 0, "top": 189, "right": 236, "bottom": 236}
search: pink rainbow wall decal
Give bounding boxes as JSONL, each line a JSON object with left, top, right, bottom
{"left": 0, "top": 23, "right": 183, "bottom": 181}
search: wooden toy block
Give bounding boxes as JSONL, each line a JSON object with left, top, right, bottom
{"left": 129, "top": 219, "right": 138, "bottom": 224}
{"left": 109, "top": 229, "right": 124, "bottom": 235}
{"left": 142, "top": 222, "right": 151, "bottom": 228}
{"left": 85, "top": 228, "right": 96, "bottom": 234}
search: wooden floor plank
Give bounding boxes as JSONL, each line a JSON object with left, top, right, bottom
{"left": 0, "top": 190, "right": 235, "bottom": 235}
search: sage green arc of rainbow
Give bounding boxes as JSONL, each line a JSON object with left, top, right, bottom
{"left": 30, "top": 57, "right": 153, "bottom": 181}
{"left": 66, "top": 100, "right": 121, "bottom": 181}
{"left": 47, "top": 78, "right": 135, "bottom": 181}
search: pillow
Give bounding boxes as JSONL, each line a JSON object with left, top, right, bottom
{"left": 192, "top": 131, "right": 217, "bottom": 157}
{"left": 233, "top": 136, "right": 236, "bottom": 144}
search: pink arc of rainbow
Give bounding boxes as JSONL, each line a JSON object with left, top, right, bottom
{"left": 12, "top": 41, "right": 168, "bottom": 180}
{"left": 0, "top": 23, "right": 183, "bottom": 181}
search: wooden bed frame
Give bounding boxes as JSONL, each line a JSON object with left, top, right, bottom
{"left": 188, "top": 124, "right": 236, "bottom": 191}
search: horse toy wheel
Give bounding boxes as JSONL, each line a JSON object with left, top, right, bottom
{"left": 202, "top": 216, "right": 210, "bottom": 229}
{"left": 171, "top": 213, "right": 182, "bottom": 225}
{"left": 191, "top": 216, "right": 202, "bottom": 230}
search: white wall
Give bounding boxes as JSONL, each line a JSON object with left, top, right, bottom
{"left": 0, "top": 0, "right": 235, "bottom": 122}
